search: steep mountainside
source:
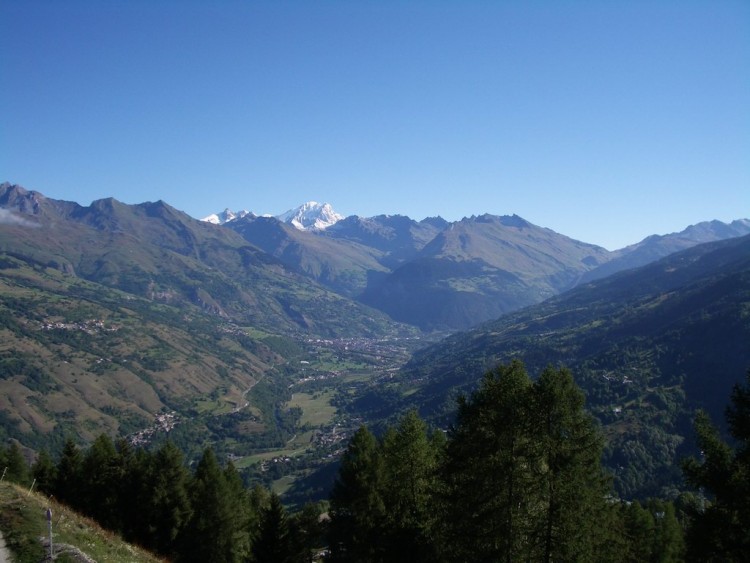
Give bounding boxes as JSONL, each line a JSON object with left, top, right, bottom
{"left": 226, "top": 213, "right": 447, "bottom": 297}
{"left": 324, "top": 214, "right": 448, "bottom": 267}
{"left": 0, "top": 183, "right": 403, "bottom": 338}
{"left": 362, "top": 214, "right": 611, "bottom": 331}
{"left": 227, "top": 215, "right": 389, "bottom": 297}
{"left": 209, "top": 194, "right": 749, "bottom": 332}
{"left": 395, "top": 235, "right": 750, "bottom": 497}
{"left": 0, "top": 253, "right": 284, "bottom": 450}
{"left": 0, "top": 183, "right": 419, "bottom": 458}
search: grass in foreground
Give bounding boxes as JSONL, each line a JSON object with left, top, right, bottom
{"left": 0, "top": 481, "right": 163, "bottom": 563}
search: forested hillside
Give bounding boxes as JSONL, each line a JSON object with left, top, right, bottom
{"left": 387, "top": 235, "right": 750, "bottom": 498}
{"left": 13, "top": 360, "right": 750, "bottom": 562}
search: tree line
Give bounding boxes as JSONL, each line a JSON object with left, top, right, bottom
{"left": 2, "top": 361, "right": 749, "bottom": 561}
{"left": 2, "top": 436, "right": 324, "bottom": 562}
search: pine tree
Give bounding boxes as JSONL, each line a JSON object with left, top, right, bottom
{"left": 647, "top": 499, "right": 685, "bottom": 563}
{"left": 623, "top": 501, "right": 656, "bottom": 561}
{"left": 31, "top": 449, "right": 57, "bottom": 494}
{"left": 224, "top": 460, "right": 252, "bottom": 561}
{"left": 289, "top": 502, "right": 324, "bottom": 563}
{"left": 145, "top": 441, "right": 192, "bottom": 556}
{"left": 178, "top": 448, "right": 241, "bottom": 563}
{"left": 54, "top": 438, "right": 83, "bottom": 508}
{"left": 436, "top": 361, "right": 617, "bottom": 562}
{"left": 3, "top": 442, "right": 30, "bottom": 485}
{"left": 80, "top": 434, "right": 122, "bottom": 529}
{"left": 530, "top": 366, "right": 613, "bottom": 562}
{"left": 252, "top": 492, "right": 294, "bottom": 563}
{"left": 328, "top": 425, "right": 386, "bottom": 562}
{"left": 682, "top": 370, "right": 750, "bottom": 561}
{"left": 379, "top": 410, "right": 439, "bottom": 562}
{"left": 437, "top": 360, "right": 535, "bottom": 562}
{"left": 119, "top": 446, "right": 154, "bottom": 545}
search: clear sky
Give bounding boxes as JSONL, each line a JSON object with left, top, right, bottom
{"left": 1, "top": 0, "right": 748, "bottom": 250}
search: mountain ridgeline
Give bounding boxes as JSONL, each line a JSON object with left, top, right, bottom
{"left": 0, "top": 183, "right": 408, "bottom": 337}
{"left": 0, "top": 183, "right": 416, "bottom": 454}
{"left": 2, "top": 181, "right": 750, "bottom": 507}
{"left": 215, "top": 199, "right": 749, "bottom": 331}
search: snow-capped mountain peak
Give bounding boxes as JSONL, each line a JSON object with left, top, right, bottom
{"left": 276, "top": 201, "right": 344, "bottom": 231}
{"left": 202, "top": 208, "right": 252, "bottom": 225}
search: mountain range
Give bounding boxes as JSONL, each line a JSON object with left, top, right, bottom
{"left": 206, "top": 200, "right": 750, "bottom": 331}
{"left": 4, "top": 183, "right": 747, "bottom": 336}
{"left": 2, "top": 181, "right": 750, "bottom": 502}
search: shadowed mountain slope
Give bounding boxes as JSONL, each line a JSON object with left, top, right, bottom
{"left": 396, "top": 234, "right": 750, "bottom": 497}
{"left": 582, "top": 219, "right": 750, "bottom": 283}
{"left": 362, "top": 214, "right": 611, "bottom": 331}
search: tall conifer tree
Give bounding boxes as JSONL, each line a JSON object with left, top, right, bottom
{"left": 380, "top": 410, "right": 439, "bottom": 562}
{"left": 530, "top": 366, "right": 613, "bottom": 562}
{"left": 682, "top": 371, "right": 750, "bottom": 561}
{"left": 54, "top": 438, "right": 83, "bottom": 508}
{"left": 252, "top": 492, "right": 293, "bottom": 563}
{"left": 178, "top": 448, "right": 239, "bottom": 563}
{"left": 145, "top": 441, "right": 192, "bottom": 556}
{"left": 438, "top": 360, "right": 535, "bottom": 562}
{"left": 328, "top": 426, "right": 386, "bottom": 562}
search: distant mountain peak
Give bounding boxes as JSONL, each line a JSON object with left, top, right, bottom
{"left": 277, "top": 201, "right": 344, "bottom": 231}
{"left": 202, "top": 208, "right": 253, "bottom": 225}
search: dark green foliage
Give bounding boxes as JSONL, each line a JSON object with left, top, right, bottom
{"left": 649, "top": 499, "right": 685, "bottom": 563}
{"left": 177, "top": 448, "right": 246, "bottom": 563}
{"left": 1, "top": 442, "right": 30, "bottom": 486}
{"left": 223, "top": 460, "right": 252, "bottom": 559}
{"left": 53, "top": 438, "right": 83, "bottom": 506}
{"left": 327, "top": 426, "right": 386, "bottom": 562}
{"left": 438, "top": 360, "right": 538, "bottom": 562}
{"left": 289, "top": 502, "right": 325, "bottom": 563}
{"left": 530, "top": 366, "right": 613, "bottom": 561}
{"left": 617, "top": 498, "right": 685, "bottom": 563}
{"left": 31, "top": 448, "right": 57, "bottom": 493}
{"left": 140, "top": 441, "right": 192, "bottom": 556}
{"left": 435, "top": 361, "right": 630, "bottom": 561}
{"left": 324, "top": 364, "right": 652, "bottom": 562}
{"left": 623, "top": 501, "right": 657, "bottom": 561}
{"left": 379, "top": 411, "right": 440, "bottom": 562}
{"left": 80, "top": 434, "right": 123, "bottom": 529}
{"left": 682, "top": 371, "right": 750, "bottom": 562}
{"left": 252, "top": 492, "right": 294, "bottom": 563}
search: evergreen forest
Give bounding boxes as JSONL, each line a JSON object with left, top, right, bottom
{"left": 2, "top": 361, "right": 748, "bottom": 562}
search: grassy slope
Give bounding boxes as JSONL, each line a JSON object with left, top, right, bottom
{"left": 0, "top": 481, "right": 162, "bottom": 563}
{"left": 0, "top": 254, "right": 283, "bottom": 451}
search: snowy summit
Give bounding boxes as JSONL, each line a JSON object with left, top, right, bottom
{"left": 276, "top": 202, "right": 344, "bottom": 231}
{"left": 202, "top": 208, "right": 253, "bottom": 225}
{"left": 202, "top": 201, "right": 344, "bottom": 230}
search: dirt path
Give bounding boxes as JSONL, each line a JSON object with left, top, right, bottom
{"left": 0, "top": 529, "right": 11, "bottom": 563}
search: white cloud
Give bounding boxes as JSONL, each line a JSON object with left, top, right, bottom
{"left": 0, "top": 208, "right": 39, "bottom": 227}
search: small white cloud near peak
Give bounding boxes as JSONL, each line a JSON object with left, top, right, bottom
{"left": 0, "top": 208, "right": 39, "bottom": 228}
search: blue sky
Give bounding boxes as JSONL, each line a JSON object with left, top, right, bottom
{"left": 1, "top": 0, "right": 748, "bottom": 250}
